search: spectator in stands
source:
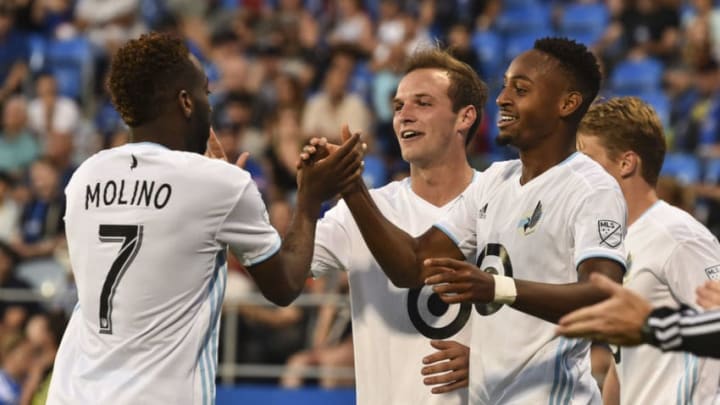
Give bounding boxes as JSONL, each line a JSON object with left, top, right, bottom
{"left": 446, "top": 23, "right": 479, "bottom": 72}
{"left": 327, "top": 0, "right": 374, "bottom": 55}
{"left": 595, "top": 0, "right": 681, "bottom": 67}
{"left": 0, "top": 172, "right": 18, "bottom": 243}
{"left": 27, "top": 72, "right": 81, "bottom": 151}
{"left": 19, "top": 311, "right": 67, "bottom": 404}
{"left": 0, "top": 96, "right": 39, "bottom": 178}
{"left": 0, "top": 241, "right": 37, "bottom": 337}
{"left": 280, "top": 273, "right": 353, "bottom": 389}
{"left": 74, "top": 0, "right": 147, "bottom": 54}
{"left": 0, "top": 332, "right": 33, "bottom": 405}
{"left": 301, "top": 53, "right": 373, "bottom": 144}
{"left": 0, "top": 4, "right": 28, "bottom": 106}
{"left": 11, "top": 157, "right": 65, "bottom": 263}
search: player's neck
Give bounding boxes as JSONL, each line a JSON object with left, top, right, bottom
{"left": 623, "top": 178, "right": 659, "bottom": 226}
{"left": 518, "top": 136, "right": 576, "bottom": 185}
{"left": 130, "top": 120, "right": 182, "bottom": 150}
{"left": 409, "top": 160, "right": 474, "bottom": 207}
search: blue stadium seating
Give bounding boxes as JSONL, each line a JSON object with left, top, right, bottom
{"left": 661, "top": 153, "right": 702, "bottom": 184}
{"left": 471, "top": 30, "right": 504, "bottom": 79}
{"left": 503, "top": 31, "right": 554, "bottom": 67}
{"left": 495, "top": 4, "right": 552, "bottom": 36}
{"left": 610, "top": 58, "right": 664, "bottom": 95}
{"left": 46, "top": 37, "right": 94, "bottom": 101}
{"left": 704, "top": 158, "right": 720, "bottom": 184}
{"left": 559, "top": 3, "right": 609, "bottom": 46}
{"left": 637, "top": 90, "right": 671, "bottom": 128}
{"left": 362, "top": 154, "right": 388, "bottom": 189}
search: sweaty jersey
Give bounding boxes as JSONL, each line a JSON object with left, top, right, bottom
{"left": 48, "top": 142, "right": 280, "bottom": 405}
{"left": 435, "top": 153, "right": 627, "bottom": 405}
{"left": 312, "top": 173, "right": 481, "bottom": 405}
{"left": 618, "top": 200, "right": 720, "bottom": 405}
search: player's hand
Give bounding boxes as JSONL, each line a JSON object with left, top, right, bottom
{"left": 205, "top": 127, "right": 227, "bottom": 160}
{"left": 206, "top": 127, "right": 250, "bottom": 169}
{"left": 423, "top": 258, "right": 494, "bottom": 304}
{"left": 555, "top": 273, "right": 652, "bottom": 345}
{"left": 697, "top": 280, "right": 720, "bottom": 310}
{"left": 422, "top": 340, "right": 469, "bottom": 394}
{"left": 296, "top": 129, "right": 364, "bottom": 203}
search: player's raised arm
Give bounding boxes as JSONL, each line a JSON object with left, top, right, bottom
{"left": 245, "top": 132, "right": 364, "bottom": 306}
{"left": 341, "top": 180, "right": 464, "bottom": 288}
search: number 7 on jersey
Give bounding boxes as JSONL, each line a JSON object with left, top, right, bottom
{"left": 98, "top": 224, "right": 144, "bottom": 334}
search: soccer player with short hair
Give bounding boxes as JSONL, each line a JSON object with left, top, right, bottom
{"left": 47, "top": 32, "right": 361, "bottom": 405}
{"left": 576, "top": 96, "right": 720, "bottom": 405}
{"left": 313, "top": 37, "right": 628, "bottom": 404}
{"left": 309, "top": 48, "right": 486, "bottom": 404}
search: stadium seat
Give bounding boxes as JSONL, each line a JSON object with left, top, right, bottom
{"left": 504, "top": 31, "right": 553, "bottom": 67}
{"left": 704, "top": 158, "right": 720, "bottom": 184}
{"left": 661, "top": 153, "right": 702, "bottom": 184}
{"left": 559, "top": 3, "right": 609, "bottom": 46}
{"left": 362, "top": 155, "right": 388, "bottom": 189}
{"left": 637, "top": 90, "right": 671, "bottom": 128}
{"left": 26, "top": 34, "right": 46, "bottom": 74}
{"left": 610, "top": 58, "right": 664, "bottom": 95}
{"left": 471, "top": 30, "right": 504, "bottom": 79}
{"left": 495, "top": 4, "right": 551, "bottom": 36}
{"left": 46, "top": 37, "right": 94, "bottom": 102}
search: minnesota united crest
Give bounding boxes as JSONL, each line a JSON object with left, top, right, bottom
{"left": 518, "top": 201, "right": 542, "bottom": 235}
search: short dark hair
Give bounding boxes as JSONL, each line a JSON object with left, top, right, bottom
{"left": 107, "top": 32, "right": 199, "bottom": 127}
{"left": 534, "top": 37, "right": 601, "bottom": 123}
{"left": 403, "top": 48, "right": 488, "bottom": 144}
{"left": 579, "top": 97, "right": 666, "bottom": 186}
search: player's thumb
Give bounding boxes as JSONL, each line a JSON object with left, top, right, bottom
{"left": 235, "top": 152, "right": 250, "bottom": 169}
{"left": 341, "top": 124, "right": 352, "bottom": 142}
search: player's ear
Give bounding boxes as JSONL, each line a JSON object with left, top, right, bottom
{"left": 619, "top": 150, "right": 638, "bottom": 179}
{"left": 456, "top": 105, "right": 477, "bottom": 133}
{"left": 559, "top": 91, "right": 582, "bottom": 118}
{"left": 178, "top": 89, "right": 193, "bottom": 119}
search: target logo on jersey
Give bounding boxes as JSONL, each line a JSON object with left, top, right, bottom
{"left": 407, "top": 285, "right": 471, "bottom": 339}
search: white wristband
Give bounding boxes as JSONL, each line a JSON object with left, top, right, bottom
{"left": 492, "top": 275, "right": 517, "bottom": 305}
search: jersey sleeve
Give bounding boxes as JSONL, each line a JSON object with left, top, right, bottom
{"left": 311, "top": 200, "right": 353, "bottom": 278}
{"left": 663, "top": 238, "right": 720, "bottom": 308}
{"left": 433, "top": 177, "right": 482, "bottom": 262}
{"left": 217, "top": 180, "right": 281, "bottom": 267}
{"left": 573, "top": 187, "right": 627, "bottom": 270}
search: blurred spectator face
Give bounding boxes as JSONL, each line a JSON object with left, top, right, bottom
{"left": 448, "top": 24, "right": 470, "bottom": 49}
{"left": 219, "top": 57, "right": 249, "bottom": 92}
{"left": 25, "top": 314, "right": 51, "bottom": 348}
{"left": 45, "top": 133, "right": 73, "bottom": 164}
{"left": 379, "top": 0, "right": 400, "bottom": 20}
{"left": 36, "top": 74, "right": 58, "bottom": 100}
{"left": 279, "top": 0, "right": 302, "bottom": 11}
{"left": 29, "top": 160, "right": 59, "bottom": 201}
{"left": 1, "top": 336, "right": 33, "bottom": 377}
{"left": 0, "top": 246, "right": 13, "bottom": 283}
{"left": 693, "top": 0, "right": 713, "bottom": 13}
{"left": 275, "top": 74, "right": 301, "bottom": 107}
{"left": 2, "top": 97, "right": 27, "bottom": 134}
{"left": 324, "top": 67, "right": 350, "bottom": 100}
{"left": 0, "top": 8, "right": 13, "bottom": 37}
{"left": 338, "top": 0, "right": 361, "bottom": 17}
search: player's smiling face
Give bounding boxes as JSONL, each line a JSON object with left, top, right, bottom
{"left": 392, "top": 68, "right": 461, "bottom": 165}
{"left": 496, "top": 50, "right": 568, "bottom": 149}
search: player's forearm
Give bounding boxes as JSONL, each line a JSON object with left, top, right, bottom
{"left": 342, "top": 184, "right": 425, "bottom": 288}
{"left": 275, "top": 197, "right": 322, "bottom": 303}
{"left": 511, "top": 280, "right": 613, "bottom": 324}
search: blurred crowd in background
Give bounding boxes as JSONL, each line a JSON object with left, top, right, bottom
{"left": 2, "top": 0, "right": 720, "bottom": 402}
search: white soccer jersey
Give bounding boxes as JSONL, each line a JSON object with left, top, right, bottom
{"left": 48, "top": 142, "right": 280, "bottom": 405}
{"left": 436, "top": 153, "right": 627, "bottom": 405}
{"left": 618, "top": 200, "right": 720, "bottom": 405}
{"left": 312, "top": 173, "right": 482, "bottom": 405}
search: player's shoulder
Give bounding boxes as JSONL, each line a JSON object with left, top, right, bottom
{"left": 566, "top": 152, "right": 621, "bottom": 191}
{"left": 482, "top": 159, "right": 522, "bottom": 186}
{"left": 642, "top": 201, "right": 718, "bottom": 245}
